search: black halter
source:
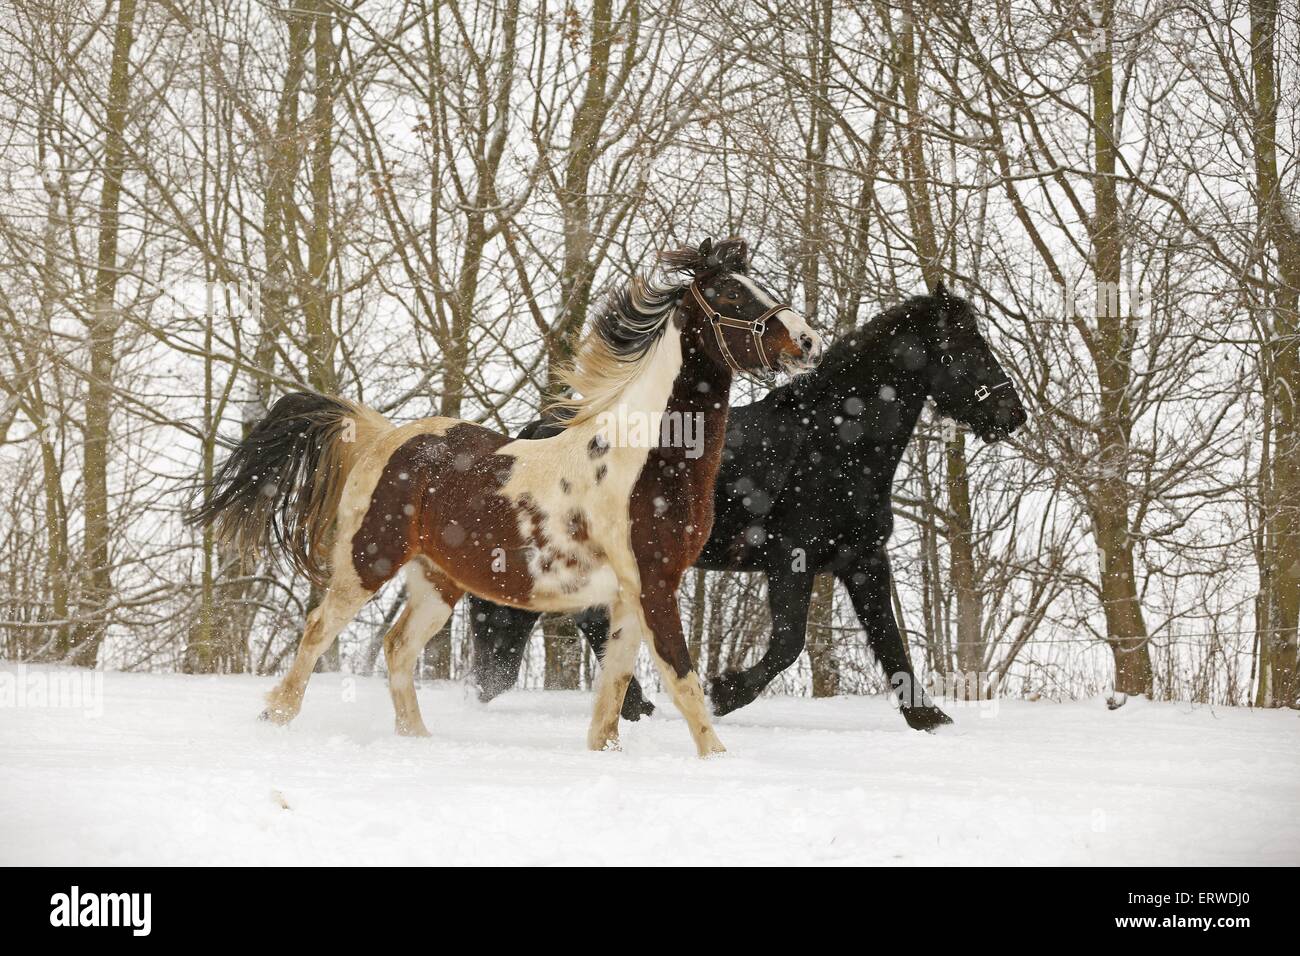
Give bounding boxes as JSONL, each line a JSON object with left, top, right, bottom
{"left": 690, "top": 281, "right": 792, "bottom": 375}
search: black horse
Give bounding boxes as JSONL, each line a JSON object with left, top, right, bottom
{"left": 469, "top": 282, "right": 1027, "bottom": 730}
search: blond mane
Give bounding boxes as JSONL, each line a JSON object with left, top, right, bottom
{"left": 548, "top": 271, "right": 686, "bottom": 427}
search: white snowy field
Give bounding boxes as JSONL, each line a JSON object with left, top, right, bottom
{"left": 1, "top": 665, "right": 1297, "bottom": 866}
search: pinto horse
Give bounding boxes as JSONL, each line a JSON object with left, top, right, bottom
{"left": 188, "top": 237, "right": 822, "bottom": 756}
{"left": 470, "top": 282, "right": 1027, "bottom": 730}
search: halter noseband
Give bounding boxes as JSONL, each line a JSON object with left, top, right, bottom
{"left": 690, "top": 280, "right": 792, "bottom": 375}
{"left": 940, "top": 344, "right": 1013, "bottom": 402}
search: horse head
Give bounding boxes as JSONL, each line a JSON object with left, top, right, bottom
{"left": 663, "top": 237, "right": 823, "bottom": 377}
{"left": 919, "top": 281, "right": 1027, "bottom": 443}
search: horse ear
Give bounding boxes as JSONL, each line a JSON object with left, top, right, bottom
{"left": 716, "top": 237, "right": 749, "bottom": 271}
{"left": 933, "top": 279, "right": 949, "bottom": 300}
{"left": 698, "top": 238, "right": 713, "bottom": 258}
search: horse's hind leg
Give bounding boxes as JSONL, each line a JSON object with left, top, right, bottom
{"left": 586, "top": 601, "right": 643, "bottom": 752}
{"left": 469, "top": 595, "right": 541, "bottom": 703}
{"left": 384, "top": 559, "right": 463, "bottom": 737}
{"left": 263, "top": 578, "right": 373, "bottom": 725}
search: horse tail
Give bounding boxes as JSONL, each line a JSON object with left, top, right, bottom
{"left": 187, "top": 391, "right": 392, "bottom": 585}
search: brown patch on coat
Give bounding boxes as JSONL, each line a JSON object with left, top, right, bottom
{"left": 626, "top": 346, "right": 733, "bottom": 678}
{"left": 352, "top": 423, "right": 537, "bottom": 604}
{"left": 566, "top": 508, "right": 590, "bottom": 542}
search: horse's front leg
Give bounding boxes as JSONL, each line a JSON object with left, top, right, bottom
{"left": 575, "top": 606, "right": 655, "bottom": 721}
{"left": 586, "top": 601, "right": 644, "bottom": 752}
{"left": 710, "top": 567, "right": 813, "bottom": 716}
{"left": 840, "top": 549, "right": 952, "bottom": 731}
{"left": 638, "top": 589, "right": 724, "bottom": 757}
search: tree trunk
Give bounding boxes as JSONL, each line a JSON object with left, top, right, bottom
{"left": 1088, "top": 0, "right": 1153, "bottom": 696}
{"left": 303, "top": 0, "right": 337, "bottom": 399}
{"left": 947, "top": 432, "right": 982, "bottom": 696}
{"left": 35, "top": 165, "right": 71, "bottom": 660}
{"left": 441, "top": 0, "right": 518, "bottom": 422}
{"left": 422, "top": 619, "right": 454, "bottom": 681}
{"left": 540, "top": 0, "right": 615, "bottom": 687}
{"left": 793, "top": 0, "right": 838, "bottom": 700}
{"left": 1250, "top": 0, "right": 1300, "bottom": 707}
{"left": 898, "top": 0, "right": 982, "bottom": 688}
{"left": 807, "top": 572, "right": 839, "bottom": 697}
{"left": 542, "top": 615, "right": 582, "bottom": 690}
{"left": 545, "top": 0, "right": 617, "bottom": 386}
{"left": 72, "top": 0, "right": 138, "bottom": 667}
{"left": 305, "top": 1, "right": 341, "bottom": 672}
{"left": 688, "top": 566, "right": 707, "bottom": 670}
{"left": 186, "top": 291, "right": 219, "bottom": 674}
{"left": 704, "top": 573, "right": 727, "bottom": 679}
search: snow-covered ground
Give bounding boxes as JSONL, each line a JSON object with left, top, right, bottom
{"left": 2, "top": 665, "right": 1297, "bottom": 865}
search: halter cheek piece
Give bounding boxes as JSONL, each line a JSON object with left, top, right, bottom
{"left": 690, "top": 281, "right": 792, "bottom": 375}
{"left": 941, "top": 348, "right": 1013, "bottom": 402}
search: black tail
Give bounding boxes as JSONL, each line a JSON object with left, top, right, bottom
{"left": 187, "top": 391, "right": 366, "bottom": 585}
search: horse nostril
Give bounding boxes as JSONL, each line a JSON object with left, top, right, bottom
{"left": 800, "top": 333, "right": 815, "bottom": 356}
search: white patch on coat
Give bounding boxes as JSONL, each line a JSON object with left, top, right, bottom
{"left": 732, "top": 274, "right": 822, "bottom": 362}
{"left": 498, "top": 330, "right": 684, "bottom": 613}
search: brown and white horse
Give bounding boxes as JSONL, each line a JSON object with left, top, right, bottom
{"left": 190, "top": 237, "right": 822, "bottom": 756}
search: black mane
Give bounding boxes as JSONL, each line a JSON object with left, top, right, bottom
{"left": 778, "top": 290, "right": 979, "bottom": 404}
{"left": 591, "top": 273, "right": 685, "bottom": 363}
{"left": 588, "top": 238, "right": 751, "bottom": 364}
{"left": 775, "top": 294, "right": 929, "bottom": 401}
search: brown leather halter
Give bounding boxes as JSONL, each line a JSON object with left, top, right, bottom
{"left": 689, "top": 280, "right": 793, "bottom": 375}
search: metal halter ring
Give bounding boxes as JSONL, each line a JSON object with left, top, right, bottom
{"left": 690, "top": 281, "right": 791, "bottom": 375}
{"left": 974, "top": 381, "right": 1012, "bottom": 403}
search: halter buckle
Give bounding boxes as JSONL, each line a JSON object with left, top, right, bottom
{"left": 974, "top": 385, "right": 990, "bottom": 402}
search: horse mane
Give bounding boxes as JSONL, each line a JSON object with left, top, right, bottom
{"left": 796, "top": 290, "right": 975, "bottom": 389}
{"left": 796, "top": 297, "right": 921, "bottom": 384}
{"left": 549, "top": 239, "right": 749, "bottom": 427}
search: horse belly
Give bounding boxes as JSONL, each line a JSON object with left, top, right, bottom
{"left": 530, "top": 563, "right": 618, "bottom": 613}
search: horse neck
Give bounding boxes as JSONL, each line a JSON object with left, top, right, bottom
{"left": 561, "top": 326, "right": 687, "bottom": 482}
{"left": 631, "top": 334, "right": 733, "bottom": 529}
{"left": 816, "top": 323, "right": 929, "bottom": 483}
{"left": 664, "top": 335, "right": 733, "bottom": 456}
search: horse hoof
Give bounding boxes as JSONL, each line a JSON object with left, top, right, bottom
{"left": 395, "top": 721, "right": 432, "bottom": 738}
{"left": 621, "top": 695, "right": 655, "bottom": 722}
{"left": 696, "top": 736, "right": 727, "bottom": 758}
{"left": 474, "top": 675, "right": 509, "bottom": 705}
{"left": 709, "top": 672, "right": 750, "bottom": 716}
{"left": 902, "top": 704, "right": 953, "bottom": 732}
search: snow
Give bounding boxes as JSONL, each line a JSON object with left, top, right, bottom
{"left": 2, "top": 665, "right": 1298, "bottom": 865}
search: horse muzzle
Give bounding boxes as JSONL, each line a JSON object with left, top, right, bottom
{"left": 781, "top": 320, "right": 824, "bottom": 374}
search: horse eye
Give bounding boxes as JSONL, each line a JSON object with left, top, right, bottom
{"left": 940, "top": 353, "right": 953, "bottom": 366}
